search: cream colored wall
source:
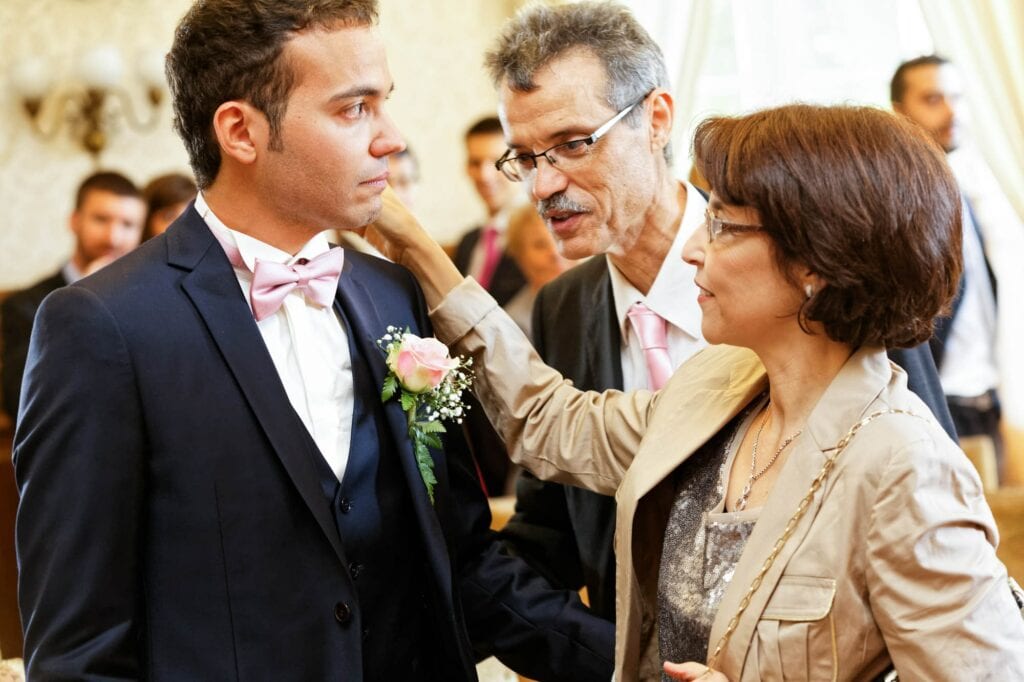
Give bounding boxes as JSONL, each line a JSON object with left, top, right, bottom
{"left": 0, "top": 0, "right": 518, "bottom": 290}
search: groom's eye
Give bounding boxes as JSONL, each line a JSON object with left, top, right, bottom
{"left": 343, "top": 102, "right": 367, "bottom": 119}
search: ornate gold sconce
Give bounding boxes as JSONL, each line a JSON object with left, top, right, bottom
{"left": 10, "top": 45, "right": 166, "bottom": 159}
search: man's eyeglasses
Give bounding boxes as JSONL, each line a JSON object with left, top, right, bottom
{"left": 704, "top": 208, "right": 763, "bottom": 242}
{"left": 494, "top": 94, "right": 649, "bottom": 183}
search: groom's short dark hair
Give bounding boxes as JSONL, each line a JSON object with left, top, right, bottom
{"left": 167, "top": 0, "right": 379, "bottom": 189}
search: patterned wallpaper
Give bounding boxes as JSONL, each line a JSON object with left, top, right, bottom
{"left": 0, "top": 0, "right": 519, "bottom": 289}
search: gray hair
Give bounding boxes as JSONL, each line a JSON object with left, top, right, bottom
{"left": 485, "top": 1, "right": 672, "bottom": 163}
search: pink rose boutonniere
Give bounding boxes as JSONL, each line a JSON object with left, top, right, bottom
{"left": 378, "top": 326, "right": 473, "bottom": 503}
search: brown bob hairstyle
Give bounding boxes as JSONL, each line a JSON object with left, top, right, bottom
{"left": 693, "top": 104, "right": 962, "bottom": 349}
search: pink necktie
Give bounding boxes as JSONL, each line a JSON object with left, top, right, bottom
{"left": 476, "top": 225, "right": 501, "bottom": 291}
{"left": 627, "top": 302, "right": 672, "bottom": 390}
{"left": 210, "top": 228, "right": 344, "bottom": 321}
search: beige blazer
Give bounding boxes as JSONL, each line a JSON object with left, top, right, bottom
{"left": 432, "top": 280, "right": 1024, "bottom": 681}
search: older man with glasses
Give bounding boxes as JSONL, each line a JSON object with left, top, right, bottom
{"left": 485, "top": 1, "right": 956, "bottom": 659}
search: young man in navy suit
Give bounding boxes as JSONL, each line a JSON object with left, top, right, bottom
{"left": 13, "top": 1, "right": 611, "bottom": 680}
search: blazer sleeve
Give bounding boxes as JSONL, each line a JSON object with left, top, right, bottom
{"left": 430, "top": 278, "right": 654, "bottom": 497}
{"left": 864, "top": 429, "right": 1024, "bottom": 679}
{"left": 13, "top": 286, "right": 145, "bottom": 679}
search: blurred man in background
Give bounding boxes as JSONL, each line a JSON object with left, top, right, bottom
{"left": 892, "top": 55, "right": 1012, "bottom": 475}
{"left": 452, "top": 116, "right": 526, "bottom": 307}
{"left": 1, "top": 171, "right": 143, "bottom": 424}
{"left": 387, "top": 146, "right": 420, "bottom": 209}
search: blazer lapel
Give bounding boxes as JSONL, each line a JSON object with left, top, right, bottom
{"left": 708, "top": 347, "right": 893, "bottom": 677}
{"left": 619, "top": 346, "right": 767, "bottom": 510}
{"left": 171, "top": 209, "right": 348, "bottom": 566}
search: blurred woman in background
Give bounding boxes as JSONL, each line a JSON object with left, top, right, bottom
{"left": 141, "top": 172, "right": 197, "bottom": 241}
{"left": 502, "top": 203, "right": 576, "bottom": 336}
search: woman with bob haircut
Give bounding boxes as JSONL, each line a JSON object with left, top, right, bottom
{"left": 370, "top": 104, "right": 1024, "bottom": 680}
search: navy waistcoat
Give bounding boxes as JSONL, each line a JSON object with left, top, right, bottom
{"left": 308, "top": 303, "right": 438, "bottom": 680}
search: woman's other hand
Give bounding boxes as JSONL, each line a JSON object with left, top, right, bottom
{"left": 663, "top": 661, "right": 729, "bottom": 681}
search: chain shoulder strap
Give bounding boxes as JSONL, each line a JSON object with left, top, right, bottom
{"left": 707, "top": 407, "right": 926, "bottom": 669}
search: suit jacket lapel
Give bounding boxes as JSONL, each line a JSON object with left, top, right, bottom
{"left": 333, "top": 260, "right": 449, "bottom": 550}
{"left": 584, "top": 260, "right": 624, "bottom": 391}
{"left": 709, "top": 347, "right": 893, "bottom": 677}
{"left": 171, "top": 208, "right": 348, "bottom": 566}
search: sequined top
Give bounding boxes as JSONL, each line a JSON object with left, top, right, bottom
{"left": 658, "top": 399, "right": 765, "bottom": 676}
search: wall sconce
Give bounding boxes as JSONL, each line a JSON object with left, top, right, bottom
{"left": 10, "top": 45, "right": 167, "bottom": 158}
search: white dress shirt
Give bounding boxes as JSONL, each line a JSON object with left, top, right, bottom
{"left": 195, "top": 192, "right": 355, "bottom": 481}
{"left": 608, "top": 182, "right": 707, "bottom": 391}
{"left": 62, "top": 261, "right": 83, "bottom": 284}
{"left": 937, "top": 194, "right": 999, "bottom": 398}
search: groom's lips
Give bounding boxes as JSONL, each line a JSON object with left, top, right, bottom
{"left": 361, "top": 171, "right": 389, "bottom": 188}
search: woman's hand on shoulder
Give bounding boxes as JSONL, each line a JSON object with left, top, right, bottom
{"left": 364, "top": 185, "right": 427, "bottom": 264}
{"left": 364, "top": 186, "right": 465, "bottom": 307}
{"left": 663, "top": 661, "right": 729, "bottom": 681}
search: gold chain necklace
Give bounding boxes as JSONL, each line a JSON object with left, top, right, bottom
{"left": 735, "top": 402, "right": 802, "bottom": 511}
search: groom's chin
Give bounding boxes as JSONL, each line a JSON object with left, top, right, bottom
{"left": 363, "top": 202, "right": 384, "bottom": 228}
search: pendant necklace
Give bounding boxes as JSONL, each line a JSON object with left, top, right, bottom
{"left": 734, "top": 401, "right": 802, "bottom": 511}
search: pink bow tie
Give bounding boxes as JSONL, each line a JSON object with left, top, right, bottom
{"left": 250, "top": 248, "right": 344, "bottom": 321}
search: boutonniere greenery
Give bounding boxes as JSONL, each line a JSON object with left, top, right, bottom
{"left": 377, "top": 326, "right": 473, "bottom": 504}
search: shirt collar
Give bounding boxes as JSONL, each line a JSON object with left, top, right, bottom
{"left": 62, "top": 261, "right": 83, "bottom": 284}
{"left": 608, "top": 181, "right": 706, "bottom": 345}
{"left": 194, "top": 191, "right": 332, "bottom": 273}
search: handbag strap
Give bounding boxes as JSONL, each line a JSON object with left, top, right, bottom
{"left": 707, "top": 408, "right": 926, "bottom": 669}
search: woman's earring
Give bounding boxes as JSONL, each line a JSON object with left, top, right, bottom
{"left": 804, "top": 284, "right": 814, "bottom": 299}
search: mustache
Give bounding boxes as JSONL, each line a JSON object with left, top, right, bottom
{"left": 537, "top": 193, "right": 588, "bottom": 217}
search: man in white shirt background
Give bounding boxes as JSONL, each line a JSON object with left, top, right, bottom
{"left": 892, "top": 55, "right": 1015, "bottom": 477}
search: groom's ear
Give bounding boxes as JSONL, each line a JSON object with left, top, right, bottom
{"left": 212, "top": 100, "right": 265, "bottom": 166}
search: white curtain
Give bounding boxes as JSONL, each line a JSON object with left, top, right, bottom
{"left": 919, "top": 0, "right": 1024, "bottom": 465}
{"left": 918, "top": 0, "right": 1024, "bottom": 220}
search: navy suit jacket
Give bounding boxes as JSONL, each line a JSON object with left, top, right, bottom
{"left": 500, "top": 254, "right": 958, "bottom": 623}
{"left": 14, "top": 207, "right": 611, "bottom": 681}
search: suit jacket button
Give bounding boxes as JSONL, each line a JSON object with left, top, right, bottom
{"left": 338, "top": 497, "right": 352, "bottom": 513}
{"left": 348, "top": 562, "right": 362, "bottom": 580}
{"left": 334, "top": 601, "right": 351, "bottom": 624}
